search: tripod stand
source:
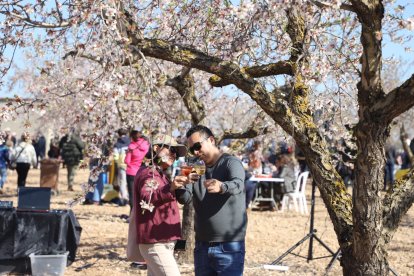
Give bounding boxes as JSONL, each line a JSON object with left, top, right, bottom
{"left": 269, "top": 180, "right": 339, "bottom": 272}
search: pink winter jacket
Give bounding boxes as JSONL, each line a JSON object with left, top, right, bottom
{"left": 124, "top": 137, "right": 150, "bottom": 176}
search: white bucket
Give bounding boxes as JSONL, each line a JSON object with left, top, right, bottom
{"left": 29, "top": 251, "right": 69, "bottom": 276}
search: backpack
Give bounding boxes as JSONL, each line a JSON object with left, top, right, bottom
{"left": 61, "top": 141, "right": 81, "bottom": 164}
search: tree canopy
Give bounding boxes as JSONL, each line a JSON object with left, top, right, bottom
{"left": 1, "top": 1, "right": 414, "bottom": 274}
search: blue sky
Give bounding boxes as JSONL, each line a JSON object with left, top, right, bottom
{"left": 0, "top": 1, "right": 413, "bottom": 97}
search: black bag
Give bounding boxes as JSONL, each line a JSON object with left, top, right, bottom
{"left": 8, "top": 161, "right": 17, "bottom": 170}
{"left": 9, "top": 146, "right": 25, "bottom": 170}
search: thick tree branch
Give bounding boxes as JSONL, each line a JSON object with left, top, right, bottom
{"left": 209, "top": 61, "right": 293, "bottom": 87}
{"left": 215, "top": 111, "right": 270, "bottom": 144}
{"left": 116, "top": 10, "right": 294, "bottom": 127}
{"left": 382, "top": 124, "right": 414, "bottom": 239}
{"left": 382, "top": 169, "right": 414, "bottom": 242}
{"left": 285, "top": 6, "right": 354, "bottom": 247}
{"left": 217, "top": 126, "right": 269, "bottom": 145}
{"left": 310, "top": 0, "right": 356, "bottom": 12}
{"left": 371, "top": 74, "right": 414, "bottom": 123}
{"left": 164, "top": 68, "right": 206, "bottom": 125}
{"left": 350, "top": 0, "right": 384, "bottom": 105}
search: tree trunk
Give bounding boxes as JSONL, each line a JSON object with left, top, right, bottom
{"left": 351, "top": 116, "right": 389, "bottom": 275}
{"left": 176, "top": 203, "right": 195, "bottom": 264}
{"left": 341, "top": 246, "right": 389, "bottom": 275}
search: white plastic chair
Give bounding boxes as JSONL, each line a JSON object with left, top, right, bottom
{"left": 281, "top": 171, "right": 309, "bottom": 214}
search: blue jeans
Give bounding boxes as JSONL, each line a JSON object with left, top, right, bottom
{"left": 194, "top": 241, "right": 245, "bottom": 276}
{"left": 0, "top": 167, "right": 7, "bottom": 188}
{"left": 85, "top": 172, "right": 107, "bottom": 202}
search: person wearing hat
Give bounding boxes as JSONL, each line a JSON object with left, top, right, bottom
{"left": 125, "top": 126, "right": 150, "bottom": 211}
{"left": 131, "top": 134, "right": 187, "bottom": 276}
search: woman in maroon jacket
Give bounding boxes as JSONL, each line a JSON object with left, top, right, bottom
{"left": 133, "top": 134, "right": 187, "bottom": 276}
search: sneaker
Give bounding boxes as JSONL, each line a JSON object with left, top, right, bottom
{"left": 120, "top": 214, "right": 129, "bottom": 220}
{"left": 130, "top": 262, "right": 147, "bottom": 270}
{"left": 68, "top": 186, "right": 74, "bottom": 191}
{"left": 0, "top": 189, "right": 3, "bottom": 195}
{"left": 82, "top": 199, "right": 94, "bottom": 205}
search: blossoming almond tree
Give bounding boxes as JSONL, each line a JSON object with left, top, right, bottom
{"left": 1, "top": 0, "right": 414, "bottom": 274}
{"left": 109, "top": 1, "right": 413, "bottom": 275}
{"left": 1, "top": 1, "right": 275, "bottom": 212}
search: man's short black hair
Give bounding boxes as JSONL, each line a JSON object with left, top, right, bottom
{"left": 186, "top": 125, "right": 214, "bottom": 139}
{"left": 118, "top": 128, "right": 128, "bottom": 136}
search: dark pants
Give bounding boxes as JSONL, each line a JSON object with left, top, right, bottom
{"left": 85, "top": 172, "right": 106, "bottom": 203}
{"left": 66, "top": 164, "right": 78, "bottom": 189}
{"left": 16, "top": 163, "right": 30, "bottom": 187}
{"left": 127, "top": 174, "right": 135, "bottom": 211}
{"left": 384, "top": 162, "right": 394, "bottom": 190}
{"left": 245, "top": 180, "right": 256, "bottom": 208}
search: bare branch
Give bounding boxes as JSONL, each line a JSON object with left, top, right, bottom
{"left": 3, "top": 11, "right": 72, "bottom": 28}
{"left": 217, "top": 125, "right": 269, "bottom": 145}
{"left": 62, "top": 50, "right": 104, "bottom": 65}
{"left": 164, "top": 68, "right": 206, "bottom": 125}
{"left": 371, "top": 74, "right": 414, "bottom": 123}
{"left": 54, "top": 0, "right": 63, "bottom": 24}
{"left": 115, "top": 100, "right": 126, "bottom": 123}
{"left": 310, "top": 0, "right": 356, "bottom": 12}
{"left": 209, "top": 61, "right": 293, "bottom": 87}
{"left": 383, "top": 169, "right": 414, "bottom": 242}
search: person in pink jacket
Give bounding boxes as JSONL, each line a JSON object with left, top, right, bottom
{"left": 124, "top": 126, "right": 150, "bottom": 211}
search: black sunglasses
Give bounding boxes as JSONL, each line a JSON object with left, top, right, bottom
{"left": 189, "top": 137, "right": 208, "bottom": 155}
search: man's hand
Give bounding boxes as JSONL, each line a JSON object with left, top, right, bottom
{"left": 204, "top": 179, "right": 223, "bottom": 193}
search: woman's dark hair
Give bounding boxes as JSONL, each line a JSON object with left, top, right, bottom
{"left": 145, "top": 147, "right": 155, "bottom": 164}
{"left": 186, "top": 125, "right": 214, "bottom": 139}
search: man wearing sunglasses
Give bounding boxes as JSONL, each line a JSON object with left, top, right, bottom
{"left": 172, "top": 125, "right": 246, "bottom": 276}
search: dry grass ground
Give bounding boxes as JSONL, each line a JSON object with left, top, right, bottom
{"left": 1, "top": 167, "right": 414, "bottom": 275}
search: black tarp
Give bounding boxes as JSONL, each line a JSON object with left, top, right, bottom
{"left": 0, "top": 209, "right": 82, "bottom": 274}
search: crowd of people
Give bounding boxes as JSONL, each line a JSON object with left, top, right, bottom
{"left": 0, "top": 127, "right": 86, "bottom": 194}
{"left": 0, "top": 130, "right": 44, "bottom": 193}
{"left": 2, "top": 122, "right": 414, "bottom": 276}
